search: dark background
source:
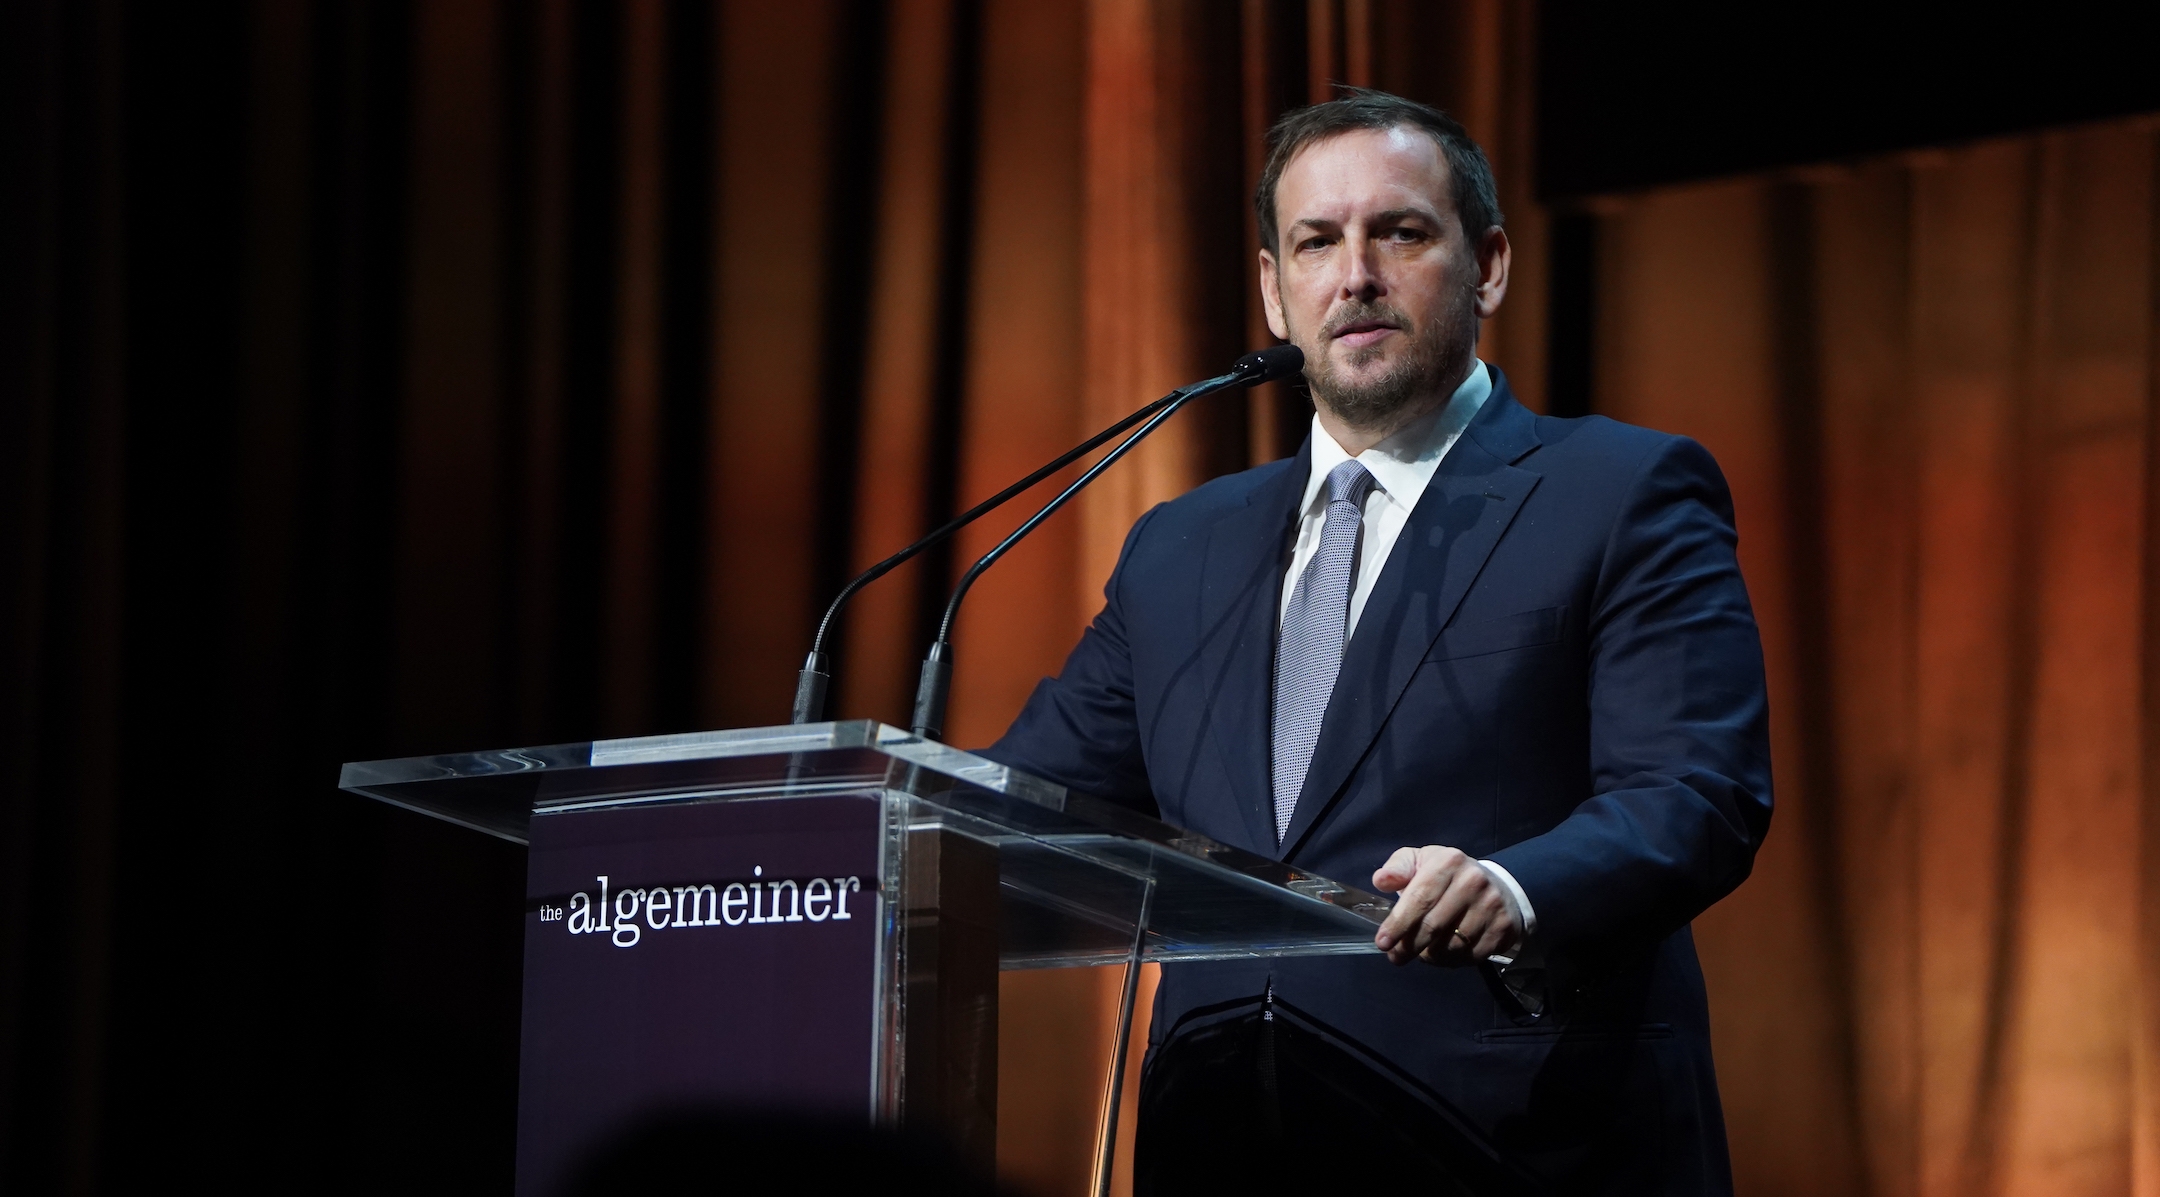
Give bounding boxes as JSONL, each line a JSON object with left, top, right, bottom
{"left": 1538, "top": 2, "right": 2160, "bottom": 200}
{"left": 4, "top": 2, "right": 2157, "bottom": 1192}
{"left": 1536, "top": 0, "right": 2160, "bottom": 418}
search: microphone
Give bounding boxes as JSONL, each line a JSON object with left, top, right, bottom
{"left": 908, "top": 343, "right": 1303, "bottom": 740}
{"left": 790, "top": 343, "right": 1303, "bottom": 726}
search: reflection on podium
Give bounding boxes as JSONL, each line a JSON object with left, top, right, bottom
{"left": 342, "top": 720, "right": 1392, "bottom": 1196}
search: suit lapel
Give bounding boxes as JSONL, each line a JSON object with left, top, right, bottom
{"left": 1195, "top": 441, "right": 1308, "bottom": 856}
{"left": 1279, "top": 375, "right": 1545, "bottom": 859}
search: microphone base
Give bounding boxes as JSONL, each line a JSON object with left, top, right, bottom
{"left": 791, "top": 652, "right": 832, "bottom": 724}
{"left": 910, "top": 643, "right": 954, "bottom": 741}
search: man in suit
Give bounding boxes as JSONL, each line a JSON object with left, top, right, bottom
{"left": 984, "top": 91, "right": 1771, "bottom": 1194}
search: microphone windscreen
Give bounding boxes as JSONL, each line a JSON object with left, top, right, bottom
{"left": 1231, "top": 344, "right": 1305, "bottom": 385}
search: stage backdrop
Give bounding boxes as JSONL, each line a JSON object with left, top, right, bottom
{"left": 10, "top": 1, "right": 2160, "bottom": 1196}
{"left": 0, "top": 2, "right": 1540, "bottom": 1194}
{"left": 1592, "top": 116, "right": 2160, "bottom": 1197}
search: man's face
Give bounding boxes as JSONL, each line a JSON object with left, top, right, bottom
{"left": 1260, "top": 126, "right": 1508, "bottom": 432}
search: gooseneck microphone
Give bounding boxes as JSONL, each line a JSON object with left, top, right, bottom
{"left": 788, "top": 345, "right": 1298, "bottom": 725}
{"left": 907, "top": 344, "right": 1304, "bottom": 740}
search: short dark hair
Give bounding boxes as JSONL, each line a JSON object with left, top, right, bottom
{"left": 1254, "top": 89, "right": 1503, "bottom": 254}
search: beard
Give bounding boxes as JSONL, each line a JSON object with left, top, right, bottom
{"left": 1299, "top": 284, "right": 1477, "bottom": 432}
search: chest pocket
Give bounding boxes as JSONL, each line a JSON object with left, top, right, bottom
{"left": 1423, "top": 605, "right": 1566, "bottom": 662}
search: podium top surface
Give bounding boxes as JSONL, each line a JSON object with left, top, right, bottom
{"left": 339, "top": 720, "right": 1392, "bottom": 967}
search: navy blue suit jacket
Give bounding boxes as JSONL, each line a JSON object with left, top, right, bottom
{"left": 984, "top": 368, "right": 1771, "bottom": 1192}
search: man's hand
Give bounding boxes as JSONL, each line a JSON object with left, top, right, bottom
{"left": 1371, "top": 845, "right": 1521, "bottom": 967}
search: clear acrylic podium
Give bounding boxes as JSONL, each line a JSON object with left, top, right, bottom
{"left": 339, "top": 720, "right": 1390, "bottom": 1196}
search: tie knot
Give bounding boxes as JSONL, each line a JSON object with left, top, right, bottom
{"left": 1325, "top": 459, "right": 1376, "bottom": 507}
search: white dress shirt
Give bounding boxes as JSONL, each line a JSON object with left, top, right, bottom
{"left": 1280, "top": 361, "right": 1540, "bottom": 954}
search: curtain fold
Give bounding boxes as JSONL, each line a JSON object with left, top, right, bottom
{"left": 1594, "top": 118, "right": 2160, "bottom": 1197}
{"left": 1077, "top": 0, "right": 1546, "bottom": 601}
{"left": 0, "top": 1, "right": 1546, "bottom": 1191}
{"left": 25, "top": 4, "right": 2154, "bottom": 1197}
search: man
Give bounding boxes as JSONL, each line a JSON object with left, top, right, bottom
{"left": 985, "top": 92, "right": 1770, "bottom": 1194}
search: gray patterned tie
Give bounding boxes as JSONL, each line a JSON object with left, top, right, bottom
{"left": 1272, "top": 459, "right": 1377, "bottom": 844}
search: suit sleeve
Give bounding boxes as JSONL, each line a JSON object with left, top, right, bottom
{"left": 975, "top": 505, "right": 1162, "bottom": 814}
{"left": 1485, "top": 434, "right": 1773, "bottom": 966}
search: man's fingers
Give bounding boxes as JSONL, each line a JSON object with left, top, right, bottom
{"left": 1374, "top": 846, "right": 1468, "bottom": 953}
{"left": 1406, "top": 865, "right": 1475, "bottom": 957}
{"left": 1374, "top": 852, "right": 1441, "bottom": 944}
{"left": 1371, "top": 846, "right": 1420, "bottom": 892}
{"left": 1451, "top": 892, "right": 1506, "bottom": 961}
{"left": 1392, "top": 869, "right": 1516, "bottom": 966}
{"left": 1420, "top": 888, "right": 1516, "bottom": 966}
{"left": 1411, "top": 904, "right": 1460, "bottom": 960}
{"left": 1475, "top": 886, "right": 1520, "bottom": 958}
{"left": 1376, "top": 887, "right": 1435, "bottom": 952}
{"left": 1373, "top": 845, "right": 1513, "bottom": 967}
{"left": 1411, "top": 867, "right": 1484, "bottom": 959}
{"left": 1472, "top": 913, "right": 1514, "bottom": 958}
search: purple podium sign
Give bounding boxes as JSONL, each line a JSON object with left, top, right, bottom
{"left": 339, "top": 721, "right": 1396, "bottom": 1197}
{"left": 515, "top": 795, "right": 883, "bottom": 1197}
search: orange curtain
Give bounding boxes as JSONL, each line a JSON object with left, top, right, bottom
{"left": 61, "top": 0, "right": 2130, "bottom": 1191}
{"left": 1592, "top": 119, "right": 2160, "bottom": 1197}
{"left": 1010, "top": 6, "right": 1547, "bottom": 1192}
{"left": 390, "top": 0, "right": 1543, "bottom": 819}
{"left": 1074, "top": 0, "right": 1548, "bottom": 603}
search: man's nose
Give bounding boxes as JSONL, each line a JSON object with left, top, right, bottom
{"left": 1339, "top": 235, "right": 1384, "bottom": 301}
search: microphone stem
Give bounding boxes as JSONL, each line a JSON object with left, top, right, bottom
{"left": 809, "top": 385, "right": 1192, "bottom": 658}
{"left": 789, "top": 382, "right": 1197, "bottom": 724}
{"left": 910, "top": 369, "right": 1239, "bottom": 739}
{"left": 936, "top": 375, "right": 1227, "bottom": 646}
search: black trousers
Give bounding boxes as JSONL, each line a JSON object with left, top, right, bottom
{"left": 1133, "top": 997, "right": 1537, "bottom": 1197}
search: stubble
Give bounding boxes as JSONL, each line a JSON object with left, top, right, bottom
{"left": 1299, "top": 280, "right": 1477, "bottom": 435}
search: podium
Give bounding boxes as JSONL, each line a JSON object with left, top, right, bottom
{"left": 340, "top": 720, "right": 1390, "bottom": 1196}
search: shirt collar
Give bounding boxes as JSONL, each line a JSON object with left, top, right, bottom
{"left": 1300, "top": 359, "right": 1493, "bottom": 516}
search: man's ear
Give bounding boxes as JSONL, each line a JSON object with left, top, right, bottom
{"left": 1473, "top": 226, "right": 1511, "bottom": 320}
{"left": 1259, "top": 249, "right": 1289, "bottom": 340}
